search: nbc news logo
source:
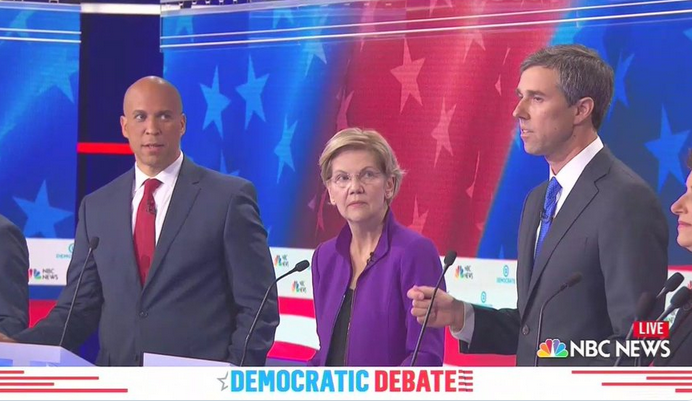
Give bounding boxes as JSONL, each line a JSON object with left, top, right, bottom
{"left": 537, "top": 335, "right": 671, "bottom": 359}
{"left": 274, "top": 254, "right": 289, "bottom": 268}
{"left": 536, "top": 338, "right": 568, "bottom": 358}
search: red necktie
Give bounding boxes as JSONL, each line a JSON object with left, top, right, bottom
{"left": 134, "top": 178, "right": 161, "bottom": 284}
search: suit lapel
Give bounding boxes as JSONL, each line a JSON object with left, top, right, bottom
{"left": 526, "top": 148, "right": 612, "bottom": 301}
{"left": 663, "top": 305, "right": 692, "bottom": 365}
{"left": 111, "top": 169, "right": 141, "bottom": 290}
{"left": 518, "top": 186, "right": 543, "bottom": 316}
{"left": 143, "top": 157, "right": 202, "bottom": 291}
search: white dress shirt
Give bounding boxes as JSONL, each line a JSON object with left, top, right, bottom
{"left": 451, "top": 137, "right": 604, "bottom": 343}
{"left": 131, "top": 152, "right": 184, "bottom": 244}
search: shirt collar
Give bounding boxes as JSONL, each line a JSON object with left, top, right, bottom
{"left": 551, "top": 136, "right": 604, "bottom": 192}
{"left": 134, "top": 152, "right": 184, "bottom": 192}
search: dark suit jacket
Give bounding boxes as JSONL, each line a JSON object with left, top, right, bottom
{"left": 14, "top": 157, "right": 279, "bottom": 366}
{"left": 655, "top": 301, "right": 692, "bottom": 366}
{"left": 0, "top": 214, "right": 29, "bottom": 336}
{"left": 463, "top": 147, "right": 668, "bottom": 365}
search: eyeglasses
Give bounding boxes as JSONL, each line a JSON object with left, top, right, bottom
{"left": 330, "top": 169, "right": 383, "bottom": 188}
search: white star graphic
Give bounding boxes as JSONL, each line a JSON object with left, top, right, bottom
{"left": 273, "top": 8, "right": 293, "bottom": 29}
{"left": 200, "top": 66, "right": 231, "bottom": 135}
{"left": 236, "top": 56, "right": 269, "bottom": 129}
{"left": 336, "top": 89, "right": 354, "bottom": 131}
{"left": 431, "top": 98, "right": 457, "bottom": 166}
{"left": 304, "top": 15, "right": 329, "bottom": 76}
{"left": 274, "top": 117, "right": 298, "bottom": 183}
{"left": 315, "top": 189, "right": 329, "bottom": 233}
{"left": 462, "top": 30, "right": 485, "bottom": 62}
{"left": 38, "top": 46, "right": 78, "bottom": 103}
{"left": 304, "top": 40, "right": 327, "bottom": 76}
{"left": 430, "top": 0, "right": 453, "bottom": 15}
{"left": 409, "top": 197, "right": 429, "bottom": 234}
{"left": 218, "top": 372, "right": 229, "bottom": 391}
{"left": 391, "top": 39, "right": 425, "bottom": 113}
{"left": 466, "top": 151, "right": 481, "bottom": 198}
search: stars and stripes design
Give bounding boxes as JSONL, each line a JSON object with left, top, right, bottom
{"left": 160, "top": 0, "right": 692, "bottom": 365}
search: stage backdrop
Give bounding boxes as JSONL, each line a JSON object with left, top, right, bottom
{"left": 157, "top": 0, "right": 692, "bottom": 366}
{"left": 0, "top": 2, "right": 79, "bottom": 284}
{"left": 6, "top": 0, "right": 692, "bottom": 367}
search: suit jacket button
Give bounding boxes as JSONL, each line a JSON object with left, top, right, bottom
{"left": 139, "top": 311, "right": 148, "bottom": 318}
{"left": 522, "top": 325, "right": 530, "bottom": 335}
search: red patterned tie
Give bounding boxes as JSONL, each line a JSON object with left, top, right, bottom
{"left": 134, "top": 178, "right": 161, "bottom": 284}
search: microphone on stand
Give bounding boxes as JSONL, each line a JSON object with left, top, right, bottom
{"left": 59, "top": 237, "right": 100, "bottom": 348}
{"left": 654, "top": 287, "right": 691, "bottom": 322}
{"left": 410, "top": 250, "right": 457, "bottom": 366}
{"left": 655, "top": 273, "right": 684, "bottom": 301}
{"left": 239, "top": 259, "right": 310, "bottom": 366}
{"left": 534, "top": 272, "right": 583, "bottom": 366}
{"left": 613, "top": 292, "right": 656, "bottom": 367}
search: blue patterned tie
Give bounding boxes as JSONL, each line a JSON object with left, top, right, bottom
{"left": 535, "top": 177, "right": 562, "bottom": 262}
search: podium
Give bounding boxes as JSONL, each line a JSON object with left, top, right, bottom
{"left": 0, "top": 342, "right": 93, "bottom": 366}
{"left": 143, "top": 352, "right": 231, "bottom": 367}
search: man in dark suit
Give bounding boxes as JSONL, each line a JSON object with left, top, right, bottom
{"left": 408, "top": 45, "right": 668, "bottom": 366}
{"left": 0, "top": 77, "right": 278, "bottom": 366}
{"left": 0, "top": 214, "right": 29, "bottom": 336}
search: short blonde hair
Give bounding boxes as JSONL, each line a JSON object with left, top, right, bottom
{"left": 318, "top": 128, "right": 404, "bottom": 201}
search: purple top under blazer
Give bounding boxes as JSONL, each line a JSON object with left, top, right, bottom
{"left": 309, "top": 209, "right": 446, "bottom": 366}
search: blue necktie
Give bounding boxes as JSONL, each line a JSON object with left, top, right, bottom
{"left": 535, "top": 177, "right": 562, "bottom": 262}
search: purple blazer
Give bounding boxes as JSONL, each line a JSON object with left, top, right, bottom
{"left": 309, "top": 210, "right": 446, "bottom": 366}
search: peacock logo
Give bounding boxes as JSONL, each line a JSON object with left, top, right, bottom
{"left": 536, "top": 338, "right": 569, "bottom": 358}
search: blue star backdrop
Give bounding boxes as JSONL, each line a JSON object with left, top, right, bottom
{"left": 476, "top": 1, "right": 692, "bottom": 265}
{"left": 0, "top": 3, "right": 79, "bottom": 239}
{"left": 162, "top": 1, "right": 692, "bottom": 265}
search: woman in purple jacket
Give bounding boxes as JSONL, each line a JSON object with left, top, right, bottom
{"left": 309, "top": 127, "right": 446, "bottom": 366}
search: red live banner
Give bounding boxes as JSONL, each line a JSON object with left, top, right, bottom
{"left": 633, "top": 321, "right": 670, "bottom": 339}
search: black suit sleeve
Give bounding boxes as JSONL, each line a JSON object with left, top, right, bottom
{"left": 461, "top": 306, "right": 520, "bottom": 355}
{"left": 13, "top": 198, "right": 103, "bottom": 350}
{"left": 223, "top": 181, "right": 278, "bottom": 366}
{"left": 0, "top": 217, "right": 29, "bottom": 336}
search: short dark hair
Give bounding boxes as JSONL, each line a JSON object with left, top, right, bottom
{"left": 521, "top": 44, "right": 614, "bottom": 130}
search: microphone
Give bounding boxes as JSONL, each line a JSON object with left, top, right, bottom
{"left": 613, "top": 292, "right": 656, "bottom": 367}
{"left": 239, "top": 259, "right": 310, "bottom": 367}
{"left": 410, "top": 250, "right": 457, "bottom": 366}
{"left": 654, "top": 287, "right": 691, "bottom": 322}
{"left": 534, "top": 272, "right": 583, "bottom": 366}
{"left": 655, "top": 273, "right": 684, "bottom": 300}
{"left": 59, "top": 237, "right": 100, "bottom": 348}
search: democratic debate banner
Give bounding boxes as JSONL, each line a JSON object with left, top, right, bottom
{"left": 0, "top": 366, "right": 688, "bottom": 401}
